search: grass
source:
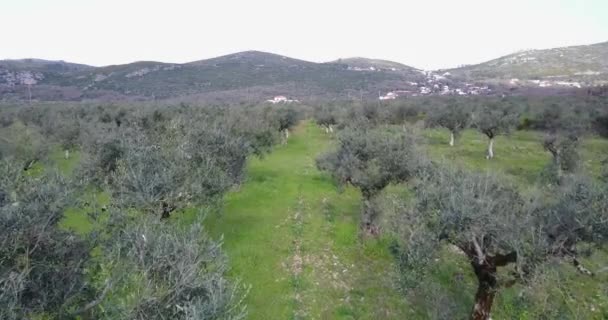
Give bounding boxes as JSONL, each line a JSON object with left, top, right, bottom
{"left": 199, "top": 121, "right": 409, "bottom": 319}
{"left": 203, "top": 123, "right": 608, "bottom": 319}
{"left": 422, "top": 128, "right": 608, "bottom": 185}
{"left": 421, "top": 127, "right": 608, "bottom": 319}
{"left": 49, "top": 122, "right": 608, "bottom": 319}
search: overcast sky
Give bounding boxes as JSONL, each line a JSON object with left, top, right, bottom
{"left": 1, "top": 0, "right": 606, "bottom": 70}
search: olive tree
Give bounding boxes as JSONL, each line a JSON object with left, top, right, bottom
{"left": 391, "top": 166, "right": 607, "bottom": 320}
{"left": 109, "top": 123, "right": 246, "bottom": 219}
{"left": 272, "top": 107, "right": 299, "bottom": 143}
{"left": 78, "top": 118, "right": 125, "bottom": 185}
{"left": 91, "top": 210, "right": 247, "bottom": 320}
{"left": 314, "top": 107, "right": 337, "bottom": 133}
{"left": 223, "top": 107, "right": 279, "bottom": 157}
{"left": 0, "top": 121, "right": 48, "bottom": 170}
{"left": 536, "top": 175, "right": 608, "bottom": 275}
{"left": 474, "top": 104, "right": 519, "bottom": 159}
{"left": 0, "top": 160, "right": 95, "bottom": 319}
{"left": 426, "top": 102, "right": 471, "bottom": 146}
{"left": 316, "top": 126, "right": 421, "bottom": 234}
{"left": 539, "top": 107, "right": 587, "bottom": 182}
{"left": 542, "top": 133, "right": 579, "bottom": 182}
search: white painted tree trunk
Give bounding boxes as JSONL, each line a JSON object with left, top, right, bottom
{"left": 324, "top": 126, "right": 329, "bottom": 134}
{"left": 329, "top": 125, "right": 334, "bottom": 133}
{"left": 284, "top": 128, "right": 289, "bottom": 142}
{"left": 65, "top": 149, "right": 70, "bottom": 159}
{"left": 486, "top": 138, "right": 494, "bottom": 159}
{"left": 449, "top": 132, "right": 455, "bottom": 147}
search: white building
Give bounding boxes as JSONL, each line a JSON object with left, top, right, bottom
{"left": 379, "top": 92, "right": 398, "bottom": 100}
{"left": 267, "top": 96, "right": 299, "bottom": 104}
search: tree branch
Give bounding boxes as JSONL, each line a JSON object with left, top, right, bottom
{"left": 493, "top": 251, "right": 517, "bottom": 267}
{"left": 70, "top": 280, "right": 112, "bottom": 315}
{"left": 573, "top": 258, "right": 594, "bottom": 277}
{"left": 472, "top": 237, "right": 485, "bottom": 264}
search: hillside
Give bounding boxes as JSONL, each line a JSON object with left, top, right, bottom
{"left": 446, "top": 41, "right": 608, "bottom": 88}
{"left": 1, "top": 51, "right": 426, "bottom": 102}
{"left": 0, "top": 58, "right": 93, "bottom": 73}
{"left": 1, "top": 41, "right": 607, "bottom": 103}
{"left": 332, "top": 57, "right": 419, "bottom": 72}
{"left": 0, "top": 59, "right": 93, "bottom": 86}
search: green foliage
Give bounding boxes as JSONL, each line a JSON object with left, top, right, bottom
{"left": 0, "top": 160, "right": 94, "bottom": 320}
{"left": 426, "top": 100, "right": 471, "bottom": 136}
{"left": 317, "top": 126, "right": 423, "bottom": 232}
{"left": 1, "top": 99, "right": 607, "bottom": 320}
{"left": 389, "top": 164, "right": 608, "bottom": 319}
{"left": 93, "top": 211, "right": 247, "bottom": 320}
{"left": 474, "top": 102, "right": 520, "bottom": 139}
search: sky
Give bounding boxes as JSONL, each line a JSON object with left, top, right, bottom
{"left": 1, "top": 0, "right": 606, "bottom": 70}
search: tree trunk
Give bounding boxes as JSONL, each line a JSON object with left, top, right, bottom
{"left": 285, "top": 128, "right": 289, "bottom": 140}
{"left": 554, "top": 152, "right": 563, "bottom": 180}
{"left": 160, "top": 201, "right": 176, "bottom": 220}
{"left": 360, "top": 198, "right": 379, "bottom": 236}
{"left": 324, "top": 126, "right": 329, "bottom": 134}
{"left": 449, "top": 132, "right": 455, "bottom": 147}
{"left": 65, "top": 149, "right": 70, "bottom": 160}
{"left": 486, "top": 138, "right": 494, "bottom": 159}
{"left": 329, "top": 125, "right": 334, "bottom": 133}
{"left": 470, "top": 262, "right": 497, "bottom": 320}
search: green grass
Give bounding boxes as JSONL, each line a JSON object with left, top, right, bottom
{"left": 199, "top": 121, "right": 409, "bottom": 319}
{"left": 422, "top": 128, "right": 608, "bottom": 185}
{"left": 48, "top": 148, "right": 81, "bottom": 176}
{"left": 48, "top": 121, "right": 608, "bottom": 319}
{"left": 46, "top": 147, "right": 110, "bottom": 236}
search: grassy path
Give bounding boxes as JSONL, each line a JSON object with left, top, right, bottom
{"left": 204, "top": 121, "right": 408, "bottom": 319}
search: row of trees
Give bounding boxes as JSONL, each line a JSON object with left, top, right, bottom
{"left": 314, "top": 100, "right": 608, "bottom": 319}
{"left": 314, "top": 96, "right": 607, "bottom": 182}
{"left": 0, "top": 102, "right": 301, "bottom": 319}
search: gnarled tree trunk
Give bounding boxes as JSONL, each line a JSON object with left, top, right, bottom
{"left": 360, "top": 197, "right": 380, "bottom": 236}
{"left": 467, "top": 250, "right": 516, "bottom": 320}
{"left": 471, "top": 261, "right": 497, "bottom": 320}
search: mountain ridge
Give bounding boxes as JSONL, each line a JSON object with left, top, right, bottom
{"left": 1, "top": 41, "right": 606, "bottom": 102}
{"left": 445, "top": 41, "right": 608, "bottom": 87}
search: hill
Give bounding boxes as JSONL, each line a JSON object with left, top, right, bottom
{"left": 446, "top": 41, "right": 608, "bottom": 88}
{"left": 332, "top": 57, "right": 419, "bottom": 72}
{"left": 1, "top": 51, "right": 426, "bottom": 102}
{"left": 1, "top": 41, "right": 607, "bottom": 102}
{"left": 0, "top": 58, "right": 93, "bottom": 73}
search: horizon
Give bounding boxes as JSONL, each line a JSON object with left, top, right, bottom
{"left": 3, "top": 39, "right": 607, "bottom": 71}
{"left": 2, "top": 0, "right": 607, "bottom": 70}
